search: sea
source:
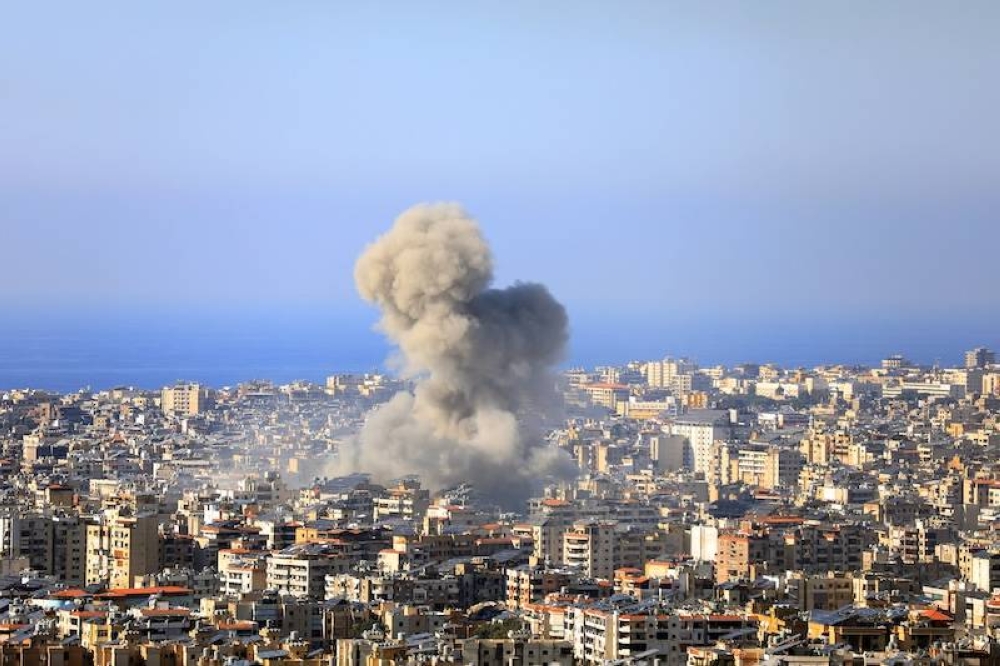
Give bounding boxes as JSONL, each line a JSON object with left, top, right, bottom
{"left": 0, "top": 307, "right": 390, "bottom": 393}
{"left": 1, "top": 306, "right": 997, "bottom": 393}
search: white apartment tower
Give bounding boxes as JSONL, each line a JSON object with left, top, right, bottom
{"left": 666, "top": 409, "right": 731, "bottom": 476}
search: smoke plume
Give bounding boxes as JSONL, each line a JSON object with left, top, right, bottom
{"left": 333, "top": 203, "right": 575, "bottom": 507}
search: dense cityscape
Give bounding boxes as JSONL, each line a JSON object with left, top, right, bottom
{"left": 3, "top": 347, "right": 1000, "bottom": 665}
{"left": 6, "top": 4, "right": 997, "bottom": 666}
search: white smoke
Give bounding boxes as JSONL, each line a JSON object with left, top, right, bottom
{"left": 332, "top": 203, "right": 576, "bottom": 507}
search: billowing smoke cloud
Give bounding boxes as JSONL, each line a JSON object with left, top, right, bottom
{"left": 332, "top": 203, "right": 576, "bottom": 507}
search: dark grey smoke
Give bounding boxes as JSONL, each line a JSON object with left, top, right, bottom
{"left": 331, "top": 203, "right": 575, "bottom": 506}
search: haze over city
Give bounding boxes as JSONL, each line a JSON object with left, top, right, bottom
{"left": 5, "top": 5, "right": 1000, "bottom": 666}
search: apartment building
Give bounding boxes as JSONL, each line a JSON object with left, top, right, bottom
{"left": 565, "top": 605, "right": 755, "bottom": 665}
{"left": 666, "top": 410, "right": 731, "bottom": 475}
{"left": 86, "top": 511, "right": 160, "bottom": 588}
{"left": 266, "top": 545, "right": 352, "bottom": 598}
{"left": 372, "top": 481, "right": 430, "bottom": 523}
{"left": 563, "top": 520, "right": 616, "bottom": 580}
{"left": 785, "top": 572, "right": 854, "bottom": 611}
{"left": 718, "top": 443, "right": 805, "bottom": 490}
{"left": 512, "top": 515, "right": 569, "bottom": 566}
{"left": 966, "top": 347, "right": 996, "bottom": 369}
{"left": 715, "top": 532, "right": 770, "bottom": 584}
{"left": 160, "top": 383, "right": 208, "bottom": 417}
{"left": 218, "top": 549, "right": 268, "bottom": 595}
{"left": 506, "top": 566, "right": 573, "bottom": 609}
{"left": 461, "top": 636, "right": 573, "bottom": 666}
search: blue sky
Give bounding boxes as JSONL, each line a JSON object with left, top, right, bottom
{"left": 3, "top": 2, "right": 1000, "bottom": 372}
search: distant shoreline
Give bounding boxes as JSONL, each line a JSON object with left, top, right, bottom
{"left": 3, "top": 308, "right": 996, "bottom": 393}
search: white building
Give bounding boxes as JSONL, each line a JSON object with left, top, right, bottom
{"left": 266, "top": 545, "right": 352, "bottom": 598}
{"left": 666, "top": 410, "right": 731, "bottom": 475}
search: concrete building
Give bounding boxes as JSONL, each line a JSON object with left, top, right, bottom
{"left": 266, "top": 545, "right": 352, "bottom": 598}
{"left": 462, "top": 635, "right": 573, "bottom": 666}
{"left": 720, "top": 443, "right": 804, "bottom": 490}
{"left": 618, "top": 399, "right": 675, "bottom": 420}
{"left": 645, "top": 357, "right": 696, "bottom": 389}
{"left": 650, "top": 434, "right": 686, "bottom": 473}
{"left": 372, "top": 480, "right": 430, "bottom": 523}
{"left": 513, "top": 515, "right": 569, "bottom": 566}
{"left": 690, "top": 525, "right": 719, "bottom": 562}
{"left": 0, "top": 510, "right": 53, "bottom": 573}
{"left": 52, "top": 514, "right": 87, "bottom": 586}
{"left": 667, "top": 409, "right": 731, "bottom": 475}
{"left": 882, "top": 381, "right": 965, "bottom": 399}
{"left": 582, "top": 383, "right": 629, "bottom": 411}
{"left": 969, "top": 550, "right": 1000, "bottom": 593}
{"left": 786, "top": 572, "right": 855, "bottom": 611}
{"left": 800, "top": 430, "right": 852, "bottom": 466}
{"left": 218, "top": 549, "right": 268, "bottom": 595}
{"left": 715, "top": 531, "right": 769, "bottom": 583}
{"left": 966, "top": 347, "right": 996, "bottom": 369}
{"left": 506, "top": 566, "right": 573, "bottom": 609}
{"left": 563, "top": 520, "right": 616, "bottom": 580}
{"left": 86, "top": 511, "right": 160, "bottom": 588}
{"left": 160, "top": 383, "right": 208, "bottom": 417}
{"left": 881, "top": 355, "right": 911, "bottom": 370}
{"left": 982, "top": 372, "right": 1000, "bottom": 397}
{"left": 565, "top": 606, "right": 754, "bottom": 666}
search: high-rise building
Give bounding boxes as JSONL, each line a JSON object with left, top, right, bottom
{"left": 52, "top": 514, "right": 87, "bottom": 586}
{"left": 720, "top": 443, "right": 805, "bottom": 490}
{"left": 86, "top": 511, "right": 160, "bottom": 588}
{"left": 267, "top": 546, "right": 350, "bottom": 598}
{"left": 563, "top": 520, "right": 616, "bottom": 580}
{"left": 644, "top": 357, "right": 696, "bottom": 389}
{"left": 649, "top": 434, "right": 686, "bottom": 473}
{"left": 505, "top": 566, "right": 574, "bottom": 609}
{"left": 0, "top": 511, "right": 52, "bottom": 573}
{"left": 0, "top": 510, "right": 86, "bottom": 584}
{"left": 881, "top": 354, "right": 911, "bottom": 371}
{"left": 513, "top": 515, "right": 569, "bottom": 567}
{"left": 965, "top": 347, "right": 995, "bottom": 369}
{"left": 666, "top": 409, "right": 731, "bottom": 475}
{"left": 982, "top": 372, "right": 1000, "bottom": 397}
{"left": 325, "top": 374, "right": 363, "bottom": 395}
{"left": 161, "top": 383, "right": 207, "bottom": 417}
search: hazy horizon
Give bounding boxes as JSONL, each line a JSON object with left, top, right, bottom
{"left": 2, "top": 303, "right": 997, "bottom": 393}
{"left": 4, "top": 2, "right": 999, "bottom": 390}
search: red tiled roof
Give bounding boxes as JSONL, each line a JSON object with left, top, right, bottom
{"left": 140, "top": 608, "right": 191, "bottom": 617}
{"left": 922, "top": 608, "right": 953, "bottom": 622}
{"left": 97, "top": 585, "right": 192, "bottom": 598}
{"left": 757, "top": 516, "right": 804, "bottom": 525}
